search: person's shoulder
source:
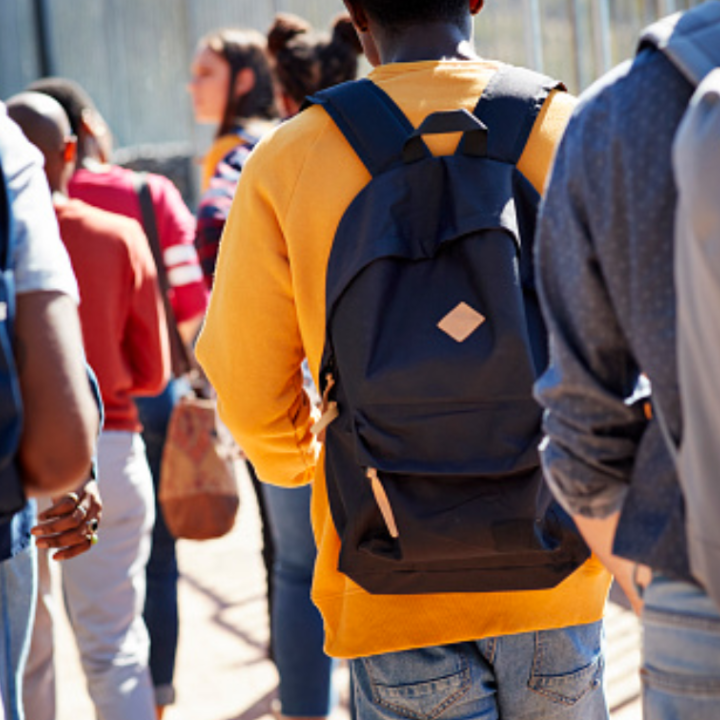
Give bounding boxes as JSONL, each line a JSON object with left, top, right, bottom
{"left": 566, "top": 47, "right": 692, "bottom": 152}
{"left": 58, "top": 198, "right": 145, "bottom": 249}
{"left": 244, "top": 106, "right": 334, "bottom": 180}
{"left": 143, "top": 169, "right": 184, "bottom": 203}
{"left": 73, "top": 163, "right": 180, "bottom": 210}
{"left": 498, "top": 64, "right": 578, "bottom": 194}
{"left": 141, "top": 169, "right": 194, "bottom": 234}
{"left": 73, "top": 163, "right": 134, "bottom": 190}
{"left": 70, "top": 165, "right": 139, "bottom": 212}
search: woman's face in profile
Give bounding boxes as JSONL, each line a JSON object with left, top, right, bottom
{"left": 188, "top": 46, "right": 231, "bottom": 124}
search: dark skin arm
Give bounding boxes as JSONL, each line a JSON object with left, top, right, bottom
{"left": 15, "top": 291, "right": 99, "bottom": 495}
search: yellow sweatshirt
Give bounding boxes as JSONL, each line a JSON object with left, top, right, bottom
{"left": 197, "top": 60, "right": 611, "bottom": 659}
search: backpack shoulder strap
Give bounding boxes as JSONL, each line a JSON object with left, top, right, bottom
{"left": 131, "top": 171, "right": 192, "bottom": 377}
{"left": 639, "top": 2, "right": 720, "bottom": 86}
{"left": 472, "top": 65, "right": 565, "bottom": 166}
{"left": 304, "top": 79, "right": 414, "bottom": 177}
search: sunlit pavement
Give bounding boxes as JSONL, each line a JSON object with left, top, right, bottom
{"left": 54, "top": 462, "right": 641, "bottom": 720}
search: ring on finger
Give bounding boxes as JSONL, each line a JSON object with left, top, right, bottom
{"left": 66, "top": 492, "right": 80, "bottom": 506}
{"left": 75, "top": 505, "right": 88, "bottom": 521}
{"left": 86, "top": 531, "right": 99, "bottom": 546}
{"left": 88, "top": 518, "right": 99, "bottom": 533}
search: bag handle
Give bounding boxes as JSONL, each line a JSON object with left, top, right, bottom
{"left": 402, "top": 109, "right": 488, "bottom": 163}
{"left": 132, "top": 172, "right": 192, "bottom": 378}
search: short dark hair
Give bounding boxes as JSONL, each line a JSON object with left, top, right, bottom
{"left": 26, "top": 77, "right": 96, "bottom": 137}
{"left": 355, "top": 0, "right": 468, "bottom": 30}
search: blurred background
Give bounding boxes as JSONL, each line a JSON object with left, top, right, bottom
{"left": 0, "top": 0, "right": 705, "bottom": 205}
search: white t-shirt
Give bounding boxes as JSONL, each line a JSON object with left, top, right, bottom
{"left": 1, "top": 104, "right": 78, "bottom": 300}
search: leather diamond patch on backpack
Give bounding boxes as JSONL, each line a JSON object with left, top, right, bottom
{"left": 437, "top": 302, "right": 486, "bottom": 342}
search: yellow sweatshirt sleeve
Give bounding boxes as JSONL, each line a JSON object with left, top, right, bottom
{"left": 518, "top": 89, "right": 577, "bottom": 195}
{"left": 196, "top": 137, "right": 320, "bottom": 487}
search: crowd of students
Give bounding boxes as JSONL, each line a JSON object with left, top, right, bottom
{"left": 0, "top": 1, "right": 719, "bottom": 720}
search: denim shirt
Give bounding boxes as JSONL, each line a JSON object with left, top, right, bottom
{"left": 534, "top": 47, "right": 694, "bottom": 580}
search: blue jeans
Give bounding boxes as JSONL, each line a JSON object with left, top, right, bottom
{"left": 351, "top": 622, "right": 607, "bottom": 720}
{"left": 0, "top": 545, "right": 35, "bottom": 720}
{"left": 137, "top": 378, "right": 188, "bottom": 707}
{"left": 261, "top": 483, "right": 335, "bottom": 717}
{"left": 641, "top": 575, "right": 720, "bottom": 720}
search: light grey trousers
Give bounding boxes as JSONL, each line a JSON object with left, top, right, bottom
{"left": 25, "top": 431, "right": 156, "bottom": 720}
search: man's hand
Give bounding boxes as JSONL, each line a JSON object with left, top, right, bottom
{"left": 31, "top": 480, "right": 102, "bottom": 561}
{"left": 573, "top": 512, "right": 650, "bottom": 616}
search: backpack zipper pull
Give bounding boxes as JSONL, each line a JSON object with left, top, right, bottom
{"left": 366, "top": 468, "right": 399, "bottom": 538}
{"left": 311, "top": 373, "right": 339, "bottom": 439}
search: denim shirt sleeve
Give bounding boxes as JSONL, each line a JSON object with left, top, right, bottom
{"left": 533, "top": 72, "right": 648, "bottom": 519}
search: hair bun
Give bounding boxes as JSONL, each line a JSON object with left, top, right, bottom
{"left": 330, "top": 15, "right": 363, "bottom": 56}
{"left": 267, "top": 13, "right": 311, "bottom": 55}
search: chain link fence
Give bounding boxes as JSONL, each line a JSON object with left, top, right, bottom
{"left": 0, "top": 0, "right": 705, "bottom": 194}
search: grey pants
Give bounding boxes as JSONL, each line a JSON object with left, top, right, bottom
{"left": 62, "top": 431, "right": 156, "bottom": 720}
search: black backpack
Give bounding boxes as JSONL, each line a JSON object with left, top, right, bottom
{"left": 0, "top": 152, "right": 24, "bottom": 510}
{"left": 306, "top": 66, "right": 590, "bottom": 595}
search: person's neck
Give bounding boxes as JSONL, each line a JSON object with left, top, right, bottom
{"left": 376, "top": 21, "right": 477, "bottom": 65}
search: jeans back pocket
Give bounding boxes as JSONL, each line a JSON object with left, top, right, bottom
{"left": 528, "top": 621, "right": 604, "bottom": 706}
{"left": 360, "top": 646, "right": 472, "bottom": 720}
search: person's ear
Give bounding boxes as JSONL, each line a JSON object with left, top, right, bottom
{"left": 63, "top": 136, "right": 77, "bottom": 165}
{"left": 469, "top": 0, "right": 485, "bottom": 15}
{"left": 343, "top": 0, "right": 370, "bottom": 33}
{"left": 80, "top": 108, "right": 112, "bottom": 162}
{"left": 343, "top": 0, "right": 380, "bottom": 65}
{"left": 234, "top": 67, "right": 256, "bottom": 100}
{"left": 80, "top": 108, "right": 105, "bottom": 141}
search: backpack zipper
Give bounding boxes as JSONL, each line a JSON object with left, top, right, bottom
{"left": 319, "top": 354, "right": 399, "bottom": 539}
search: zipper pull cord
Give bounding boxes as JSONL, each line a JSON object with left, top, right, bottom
{"left": 311, "top": 372, "right": 339, "bottom": 438}
{"left": 367, "top": 468, "right": 400, "bottom": 538}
